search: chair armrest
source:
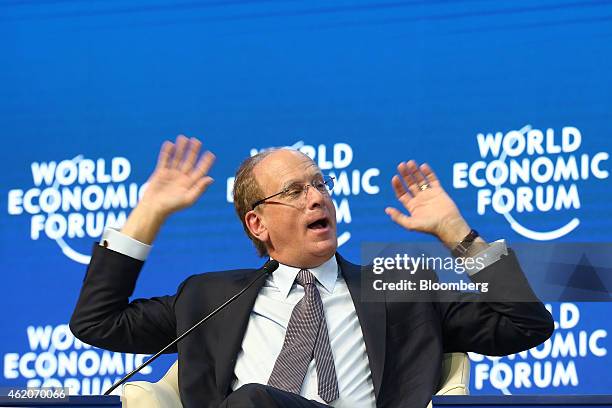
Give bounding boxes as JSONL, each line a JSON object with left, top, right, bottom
{"left": 427, "top": 353, "right": 471, "bottom": 408}
{"left": 121, "top": 360, "right": 181, "bottom": 408}
{"left": 122, "top": 380, "right": 182, "bottom": 408}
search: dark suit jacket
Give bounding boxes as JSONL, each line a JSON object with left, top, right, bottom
{"left": 70, "top": 244, "right": 553, "bottom": 408}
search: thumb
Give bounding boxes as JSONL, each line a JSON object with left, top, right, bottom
{"left": 385, "top": 207, "right": 418, "bottom": 231}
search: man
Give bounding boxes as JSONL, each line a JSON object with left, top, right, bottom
{"left": 70, "top": 135, "right": 553, "bottom": 408}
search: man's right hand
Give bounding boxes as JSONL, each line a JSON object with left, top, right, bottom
{"left": 120, "top": 135, "right": 216, "bottom": 245}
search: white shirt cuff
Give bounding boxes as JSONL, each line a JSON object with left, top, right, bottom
{"left": 99, "top": 228, "right": 152, "bottom": 261}
{"left": 465, "top": 239, "right": 508, "bottom": 276}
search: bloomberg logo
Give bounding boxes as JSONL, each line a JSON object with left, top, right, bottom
{"left": 453, "top": 126, "right": 609, "bottom": 240}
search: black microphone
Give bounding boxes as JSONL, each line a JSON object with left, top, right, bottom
{"left": 104, "top": 258, "right": 280, "bottom": 395}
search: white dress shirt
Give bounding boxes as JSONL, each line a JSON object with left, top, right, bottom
{"left": 99, "top": 228, "right": 508, "bottom": 406}
{"left": 231, "top": 256, "right": 376, "bottom": 407}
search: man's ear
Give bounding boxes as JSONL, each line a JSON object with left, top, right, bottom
{"left": 245, "top": 210, "right": 269, "bottom": 242}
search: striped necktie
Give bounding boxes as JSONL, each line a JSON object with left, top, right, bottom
{"left": 268, "top": 269, "right": 340, "bottom": 403}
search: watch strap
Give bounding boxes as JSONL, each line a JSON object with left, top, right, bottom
{"left": 451, "top": 229, "right": 479, "bottom": 257}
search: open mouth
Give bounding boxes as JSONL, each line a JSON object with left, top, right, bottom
{"left": 307, "top": 218, "right": 329, "bottom": 230}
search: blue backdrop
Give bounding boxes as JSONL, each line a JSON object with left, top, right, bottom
{"left": 1, "top": 0, "right": 611, "bottom": 396}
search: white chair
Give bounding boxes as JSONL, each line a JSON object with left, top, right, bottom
{"left": 121, "top": 352, "right": 469, "bottom": 407}
{"left": 428, "top": 352, "right": 471, "bottom": 408}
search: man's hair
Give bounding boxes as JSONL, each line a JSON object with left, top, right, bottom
{"left": 233, "top": 149, "right": 276, "bottom": 257}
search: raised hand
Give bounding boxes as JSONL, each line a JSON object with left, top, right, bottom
{"left": 121, "top": 135, "right": 215, "bottom": 244}
{"left": 385, "top": 160, "right": 471, "bottom": 246}
{"left": 141, "top": 135, "right": 216, "bottom": 217}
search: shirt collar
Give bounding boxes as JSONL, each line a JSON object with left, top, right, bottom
{"left": 271, "top": 255, "right": 339, "bottom": 299}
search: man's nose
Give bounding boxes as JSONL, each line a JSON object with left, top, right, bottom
{"left": 304, "top": 184, "right": 326, "bottom": 209}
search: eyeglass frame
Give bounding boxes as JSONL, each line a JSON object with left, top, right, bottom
{"left": 251, "top": 175, "right": 335, "bottom": 210}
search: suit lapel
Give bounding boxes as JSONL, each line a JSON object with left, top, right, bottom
{"left": 337, "top": 253, "right": 387, "bottom": 399}
{"left": 214, "top": 268, "right": 267, "bottom": 397}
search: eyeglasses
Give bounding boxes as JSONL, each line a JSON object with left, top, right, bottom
{"left": 251, "top": 175, "right": 335, "bottom": 210}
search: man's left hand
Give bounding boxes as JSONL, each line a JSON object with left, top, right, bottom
{"left": 385, "top": 160, "right": 471, "bottom": 247}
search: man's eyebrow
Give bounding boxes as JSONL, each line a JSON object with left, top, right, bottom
{"left": 279, "top": 172, "right": 323, "bottom": 190}
{"left": 280, "top": 179, "right": 303, "bottom": 190}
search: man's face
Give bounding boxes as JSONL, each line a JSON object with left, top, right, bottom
{"left": 251, "top": 149, "right": 337, "bottom": 268}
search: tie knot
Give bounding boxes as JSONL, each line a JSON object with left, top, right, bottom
{"left": 296, "top": 269, "right": 315, "bottom": 287}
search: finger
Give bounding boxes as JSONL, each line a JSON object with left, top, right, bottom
{"left": 420, "top": 163, "right": 441, "bottom": 187}
{"left": 391, "top": 175, "right": 412, "bottom": 206}
{"left": 170, "top": 135, "right": 189, "bottom": 169}
{"left": 398, "top": 161, "right": 420, "bottom": 196}
{"left": 191, "top": 151, "right": 216, "bottom": 180}
{"left": 186, "top": 176, "right": 214, "bottom": 204}
{"left": 407, "top": 160, "right": 428, "bottom": 188}
{"left": 385, "top": 207, "right": 417, "bottom": 230}
{"left": 156, "top": 141, "right": 174, "bottom": 170}
{"left": 180, "top": 138, "right": 202, "bottom": 173}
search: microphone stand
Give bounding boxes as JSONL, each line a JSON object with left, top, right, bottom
{"left": 104, "top": 259, "right": 279, "bottom": 395}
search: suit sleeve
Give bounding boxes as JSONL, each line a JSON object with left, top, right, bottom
{"left": 434, "top": 249, "right": 554, "bottom": 356}
{"left": 69, "top": 243, "right": 180, "bottom": 354}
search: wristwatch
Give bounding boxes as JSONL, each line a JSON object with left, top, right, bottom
{"left": 451, "top": 229, "right": 479, "bottom": 257}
